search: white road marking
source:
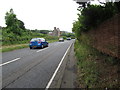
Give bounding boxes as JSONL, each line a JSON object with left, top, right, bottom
{"left": 36, "top": 47, "right": 49, "bottom": 52}
{"left": 0, "top": 58, "right": 20, "bottom": 67}
{"left": 1, "top": 47, "right": 49, "bottom": 66}
{"left": 45, "top": 43, "right": 72, "bottom": 89}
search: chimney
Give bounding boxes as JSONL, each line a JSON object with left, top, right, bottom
{"left": 54, "top": 27, "right": 56, "bottom": 30}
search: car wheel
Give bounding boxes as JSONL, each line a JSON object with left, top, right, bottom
{"left": 30, "top": 47, "right": 32, "bottom": 49}
{"left": 41, "top": 45, "right": 44, "bottom": 49}
{"left": 46, "top": 44, "right": 48, "bottom": 47}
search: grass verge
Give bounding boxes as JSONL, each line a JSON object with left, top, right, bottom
{"left": 74, "top": 40, "right": 119, "bottom": 88}
{"left": 1, "top": 44, "right": 28, "bottom": 52}
{"left": 1, "top": 39, "right": 58, "bottom": 52}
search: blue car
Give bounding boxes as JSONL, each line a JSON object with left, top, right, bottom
{"left": 29, "top": 38, "right": 48, "bottom": 49}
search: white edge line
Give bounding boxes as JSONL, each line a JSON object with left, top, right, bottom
{"left": 0, "top": 58, "right": 20, "bottom": 67}
{"left": 36, "top": 47, "right": 49, "bottom": 52}
{"left": 45, "top": 43, "right": 72, "bottom": 90}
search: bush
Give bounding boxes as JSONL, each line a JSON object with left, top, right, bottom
{"left": 74, "top": 40, "right": 99, "bottom": 88}
{"left": 72, "top": 2, "right": 120, "bottom": 40}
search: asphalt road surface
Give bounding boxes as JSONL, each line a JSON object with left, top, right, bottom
{"left": 1, "top": 40, "right": 74, "bottom": 88}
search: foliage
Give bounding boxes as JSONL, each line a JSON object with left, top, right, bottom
{"left": 73, "top": 2, "right": 120, "bottom": 88}
{"left": 30, "top": 30, "right": 50, "bottom": 34}
{"left": 74, "top": 40, "right": 99, "bottom": 88}
{"left": 39, "top": 30, "right": 50, "bottom": 34}
{"left": 72, "top": 21, "right": 81, "bottom": 40}
{"left": 5, "top": 9, "right": 26, "bottom": 36}
{"left": 2, "top": 9, "right": 58, "bottom": 46}
{"left": 61, "top": 32, "right": 75, "bottom": 39}
{"left": 75, "top": 38, "right": 119, "bottom": 88}
{"left": 72, "top": 2, "right": 120, "bottom": 40}
{"left": 44, "top": 36, "right": 58, "bottom": 41}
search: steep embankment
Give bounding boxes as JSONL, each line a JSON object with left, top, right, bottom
{"left": 75, "top": 14, "right": 120, "bottom": 88}
{"left": 87, "top": 14, "right": 120, "bottom": 59}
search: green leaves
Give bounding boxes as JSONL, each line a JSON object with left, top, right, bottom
{"left": 3, "top": 9, "right": 27, "bottom": 45}
{"left": 5, "top": 9, "right": 25, "bottom": 35}
{"left": 73, "top": 2, "right": 120, "bottom": 40}
{"left": 2, "top": 9, "right": 59, "bottom": 46}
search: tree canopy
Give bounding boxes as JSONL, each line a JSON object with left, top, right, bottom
{"left": 72, "top": 2, "right": 120, "bottom": 40}
{"left": 5, "top": 9, "right": 26, "bottom": 36}
{"left": 2, "top": 9, "right": 58, "bottom": 45}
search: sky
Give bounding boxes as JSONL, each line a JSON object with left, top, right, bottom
{"left": 0, "top": 0, "right": 80, "bottom": 32}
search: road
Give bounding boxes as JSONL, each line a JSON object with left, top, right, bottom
{"left": 1, "top": 40, "right": 74, "bottom": 88}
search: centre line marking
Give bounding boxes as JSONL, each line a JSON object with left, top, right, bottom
{"left": 0, "top": 58, "right": 20, "bottom": 67}
{"left": 45, "top": 43, "right": 72, "bottom": 90}
{"left": 36, "top": 47, "right": 49, "bottom": 52}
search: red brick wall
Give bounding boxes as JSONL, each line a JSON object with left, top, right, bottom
{"left": 87, "top": 14, "right": 120, "bottom": 59}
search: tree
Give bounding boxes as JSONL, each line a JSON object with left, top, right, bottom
{"left": 5, "top": 9, "right": 17, "bottom": 27}
{"left": 72, "top": 2, "right": 120, "bottom": 41}
{"left": 18, "top": 20, "right": 25, "bottom": 30}
{"left": 72, "top": 21, "right": 81, "bottom": 40}
{"left": 5, "top": 9, "right": 25, "bottom": 36}
{"left": 39, "top": 30, "right": 50, "bottom": 34}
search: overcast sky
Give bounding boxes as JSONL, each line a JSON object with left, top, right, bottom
{"left": 0, "top": 0, "right": 80, "bottom": 32}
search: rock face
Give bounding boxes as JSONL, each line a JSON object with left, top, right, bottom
{"left": 87, "top": 14, "right": 120, "bottom": 59}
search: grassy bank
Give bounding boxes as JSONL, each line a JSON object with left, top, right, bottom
{"left": 1, "top": 44, "right": 28, "bottom": 52}
{"left": 1, "top": 39, "right": 58, "bottom": 52}
{"left": 74, "top": 40, "right": 119, "bottom": 88}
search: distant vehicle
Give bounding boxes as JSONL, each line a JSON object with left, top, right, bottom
{"left": 67, "top": 37, "right": 71, "bottom": 40}
{"left": 29, "top": 38, "right": 48, "bottom": 49}
{"left": 59, "top": 37, "right": 64, "bottom": 42}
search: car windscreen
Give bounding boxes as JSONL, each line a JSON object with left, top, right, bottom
{"left": 59, "top": 38, "right": 63, "bottom": 39}
{"left": 31, "top": 38, "right": 45, "bottom": 42}
{"left": 31, "top": 38, "right": 39, "bottom": 42}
